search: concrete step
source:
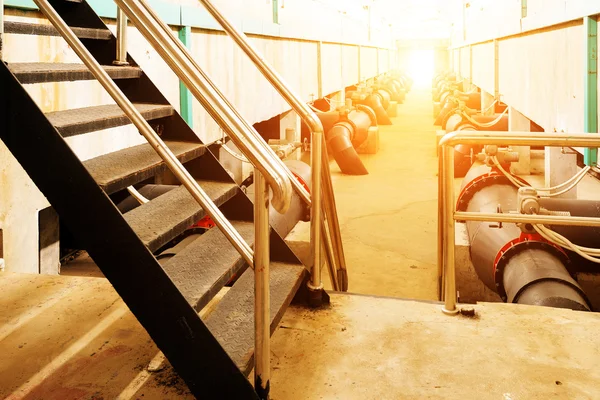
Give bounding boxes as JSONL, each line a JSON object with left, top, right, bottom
{"left": 8, "top": 62, "right": 142, "bottom": 84}
{"left": 46, "top": 103, "right": 174, "bottom": 137}
{"left": 205, "top": 261, "right": 307, "bottom": 375}
{"left": 124, "top": 181, "right": 239, "bottom": 252}
{"left": 162, "top": 220, "right": 254, "bottom": 310}
{"left": 83, "top": 140, "right": 206, "bottom": 195}
{"left": 4, "top": 21, "right": 112, "bottom": 40}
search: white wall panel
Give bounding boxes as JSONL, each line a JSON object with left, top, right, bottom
{"left": 471, "top": 42, "right": 495, "bottom": 94}
{"left": 322, "top": 43, "right": 343, "bottom": 96}
{"left": 360, "top": 47, "right": 378, "bottom": 81}
{"left": 498, "top": 24, "right": 584, "bottom": 132}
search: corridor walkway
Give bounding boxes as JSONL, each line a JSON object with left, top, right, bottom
{"left": 324, "top": 87, "right": 440, "bottom": 300}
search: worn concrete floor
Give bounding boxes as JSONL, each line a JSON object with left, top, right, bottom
{"left": 333, "top": 89, "right": 439, "bottom": 300}
{"left": 2, "top": 88, "right": 600, "bottom": 399}
{"left": 292, "top": 87, "right": 440, "bottom": 300}
{"left": 2, "top": 272, "right": 600, "bottom": 400}
{"left": 270, "top": 294, "right": 600, "bottom": 400}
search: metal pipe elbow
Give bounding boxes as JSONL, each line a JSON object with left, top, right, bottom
{"left": 326, "top": 123, "right": 368, "bottom": 175}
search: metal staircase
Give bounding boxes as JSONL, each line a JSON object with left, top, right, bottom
{"left": 0, "top": 0, "right": 347, "bottom": 398}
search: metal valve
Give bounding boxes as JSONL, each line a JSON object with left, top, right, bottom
{"left": 517, "top": 186, "right": 540, "bottom": 215}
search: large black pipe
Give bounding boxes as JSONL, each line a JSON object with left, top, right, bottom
{"left": 459, "top": 164, "right": 590, "bottom": 311}
{"left": 308, "top": 107, "right": 372, "bottom": 175}
{"left": 537, "top": 199, "right": 600, "bottom": 248}
{"left": 326, "top": 122, "right": 368, "bottom": 175}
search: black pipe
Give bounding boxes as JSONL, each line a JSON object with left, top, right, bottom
{"left": 459, "top": 164, "right": 590, "bottom": 311}
{"left": 326, "top": 122, "right": 368, "bottom": 175}
{"left": 537, "top": 199, "right": 600, "bottom": 248}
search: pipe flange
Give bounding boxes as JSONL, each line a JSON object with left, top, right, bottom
{"left": 456, "top": 168, "right": 530, "bottom": 214}
{"left": 493, "top": 235, "right": 571, "bottom": 302}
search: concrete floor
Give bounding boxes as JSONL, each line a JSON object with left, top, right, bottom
{"left": 270, "top": 294, "right": 600, "bottom": 400}
{"left": 291, "top": 87, "right": 440, "bottom": 300}
{"left": 2, "top": 88, "right": 600, "bottom": 399}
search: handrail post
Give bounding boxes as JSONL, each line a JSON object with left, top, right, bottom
{"left": 254, "top": 168, "right": 271, "bottom": 400}
{"left": 441, "top": 144, "right": 458, "bottom": 315}
{"left": 195, "top": 0, "right": 345, "bottom": 298}
{"left": 307, "top": 130, "right": 324, "bottom": 304}
{"left": 437, "top": 145, "right": 444, "bottom": 301}
{"left": 114, "top": 7, "right": 129, "bottom": 66}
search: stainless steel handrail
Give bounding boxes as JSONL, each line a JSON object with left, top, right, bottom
{"left": 31, "top": 0, "right": 256, "bottom": 266}
{"left": 134, "top": 0, "right": 311, "bottom": 206}
{"left": 197, "top": 0, "right": 348, "bottom": 292}
{"left": 438, "top": 130, "right": 600, "bottom": 315}
{"left": 115, "top": 0, "right": 292, "bottom": 215}
{"left": 111, "top": 1, "right": 290, "bottom": 396}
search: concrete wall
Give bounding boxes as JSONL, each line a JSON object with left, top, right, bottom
{"left": 1, "top": 2, "right": 395, "bottom": 274}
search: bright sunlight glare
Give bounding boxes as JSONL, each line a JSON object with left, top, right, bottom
{"left": 407, "top": 49, "right": 435, "bottom": 88}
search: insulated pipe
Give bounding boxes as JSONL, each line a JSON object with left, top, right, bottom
{"left": 458, "top": 164, "right": 590, "bottom": 311}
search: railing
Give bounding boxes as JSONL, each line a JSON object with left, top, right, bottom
{"left": 29, "top": 0, "right": 347, "bottom": 396}
{"left": 196, "top": 0, "right": 348, "bottom": 294}
{"left": 31, "top": 1, "right": 287, "bottom": 399}
{"left": 438, "top": 131, "right": 600, "bottom": 315}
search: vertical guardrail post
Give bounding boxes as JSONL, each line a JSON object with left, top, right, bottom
{"left": 584, "top": 16, "right": 598, "bottom": 166}
{"left": 441, "top": 145, "right": 458, "bottom": 315}
{"left": 114, "top": 7, "right": 129, "bottom": 65}
{"left": 308, "top": 131, "right": 324, "bottom": 304}
{"left": 437, "top": 144, "right": 444, "bottom": 301}
{"left": 254, "top": 168, "right": 271, "bottom": 400}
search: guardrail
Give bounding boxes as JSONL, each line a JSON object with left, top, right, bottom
{"left": 438, "top": 131, "right": 600, "bottom": 314}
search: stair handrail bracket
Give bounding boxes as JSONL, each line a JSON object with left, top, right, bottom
{"left": 196, "top": 0, "right": 349, "bottom": 294}
{"left": 438, "top": 131, "right": 600, "bottom": 315}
